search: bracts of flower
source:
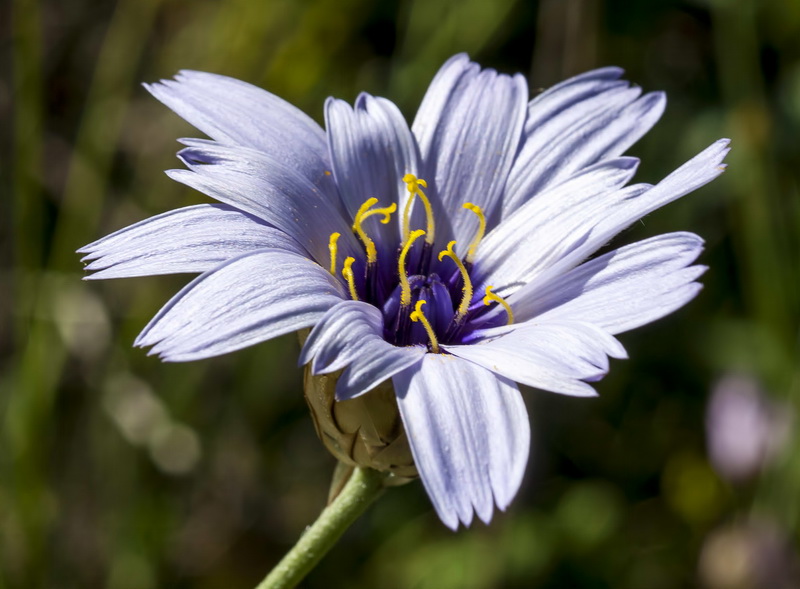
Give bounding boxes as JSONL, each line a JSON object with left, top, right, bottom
{"left": 79, "top": 54, "right": 729, "bottom": 530}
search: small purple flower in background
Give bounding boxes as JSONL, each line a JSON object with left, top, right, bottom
{"left": 80, "top": 54, "right": 729, "bottom": 529}
{"left": 706, "top": 374, "right": 790, "bottom": 483}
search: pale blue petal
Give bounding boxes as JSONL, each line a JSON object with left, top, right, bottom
{"left": 394, "top": 356, "right": 530, "bottom": 529}
{"left": 325, "top": 94, "right": 421, "bottom": 255}
{"left": 411, "top": 54, "right": 528, "bottom": 251}
{"left": 298, "top": 300, "right": 426, "bottom": 400}
{"left": 533, "top": 138, "right": 729, "bottom": 283}
{"left": 412, "top": 54, "right": 475, "bottom": 154}
{"left": 135, "top": 249, "right": 345, "bottom": 361}
{"left": 504, "top": 84, "right": 640, "bottom": 213}
{"left": 509, "top": 232, "right": 707, "bottom": 333}
{"left": 473, "top": 157, "right": 640, "bottom": 294}
{"left": 145, "top": 71, "right": 335, "bottom": 192}
{"left": 478, "top": 139, "right": 729, "bottom": 301}
{"left": 79, "top": 204, "right": 305, "bottom": 279}
{"left": 504, "top": 71, "right": 665, "bottom": 213}
{"left": 167, "top": 142, "right": 362, "bottom": 266}
{"left": 445, "top": 321, "right": 624, "bottom": 397}
{"left": 522, "top": 66, "right": 627, "bottom": 126}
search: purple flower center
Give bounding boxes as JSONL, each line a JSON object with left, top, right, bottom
{"left": 329, "top": 174, "right": 513, "bottom": 352}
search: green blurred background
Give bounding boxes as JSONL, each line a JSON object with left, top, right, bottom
{"left": 3, "top": 0, "right": 800, "bottom": 587}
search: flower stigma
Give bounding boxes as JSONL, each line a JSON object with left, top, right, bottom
{"left": 438, "top": 240, "right": 474, "bottom": 321}
{"left": 409, "top": 300, "right": 440, "bottom": 353}
{"left": 328, "top": 232, "right": 341, "bottom": 275}
{"left": 402, "top": 174, "right": 435, "bottom": 245}
{"left": 342, "top": 256, "right": 359, "bottom": 301}
{"left": 483, "top": 285, "right": 514, "bottom": 325}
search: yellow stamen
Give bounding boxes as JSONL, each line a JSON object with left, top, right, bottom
{"left": 398, "top": 229, "right": 426, "bottom": 307}
{"left": 438, "top": 240, "right": 473, "bottom": 320}
{"left": 410, "top": 300, "right": 440, "bottom": 353}
{"left": 328, "top": 232, "right": 341, "bottom": 275}
{"left": 342, "top": 256, "right": 359, "bottom": 301}
{"left": 462, "top": 203, "right": 486, "bottom": 263}
{"left": 352, "top": 198, "right": 396, "bottom": 264}
{"left": 402, "top": 174, "right": 435, "bottom": 244}
{"left": 360, "top": 202, "right": 397, "bottom": 224}
{"left": 483, "top": 285, "right": 515, "bottom": 325}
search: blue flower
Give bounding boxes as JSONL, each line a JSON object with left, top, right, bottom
{"left": 80, "top": 54, "right": 729, "bottom": 529}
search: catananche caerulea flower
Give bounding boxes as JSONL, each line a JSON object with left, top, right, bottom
{"left": 80, "top": 54, "right": 729, "bottom": 530}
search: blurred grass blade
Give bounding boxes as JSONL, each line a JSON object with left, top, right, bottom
{"left": 4, "top": 0, "right": 163, "bottom": 585}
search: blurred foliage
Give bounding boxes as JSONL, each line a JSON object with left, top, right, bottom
{"left": 3, "top": 0, "right": 800, "bottom": 587}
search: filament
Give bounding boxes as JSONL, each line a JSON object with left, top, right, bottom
{"left": 353, "top": 198, "right": 396, "bottom": 264}
{"left": 328, "top": 232, "right": 341, "bottom": 275}
{"left": 438, "top": 240, "right": 473, "bottom": 320}
{"left": 342, "top": 256, "right": 359, "bottom": 301}
{"left": 483, "top": 285, "right": 514, "bottom": 325}
{"left": 410, "top": 300, "right": 440, "bottom": 353}
{"left": 398, "top": 229, "right": 426, "bottom": 307}
{"left": 462, "top": 203, "right": 486, "bottom": 264}
{"left": 402, "top": 174, "right": 435, "bottom": 245}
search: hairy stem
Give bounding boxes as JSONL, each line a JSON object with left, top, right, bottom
{"left": 255, "top": 467, "right": 386, "bottom": 589}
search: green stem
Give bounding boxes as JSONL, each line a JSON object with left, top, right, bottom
{"left": 256, "top": 467, "right": 386, "bottom": 589}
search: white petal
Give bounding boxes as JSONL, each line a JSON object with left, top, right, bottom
{"left": 445, "top": 320, "right": 624, "bottom": 397}
{"left": 504, "top": 71, "right": 665, "bottom": 212}
{"left": 136, "top": 249, "right": 345, "bottom": 361}
{"left": 325, "top": 94, "right": 420, "bottom": 259}
{"left": 298, "top": 300, "right": 426, "bottom": 400}
{"left": 510, "top": 232, "right": 707, "bottom": 333}
{"left": 478, "top": 139, "right": 728, "bottom": 302}
{"left": 535, "top": 139, "right": 729, "bottom": 284}
{"left": 411, "top": 54, "right": 528, "bottom": 248}
{"left": 522, "top": 66, "right": 627, "bottom": 124}
{"left": 79, "top": 204, "right": 305, "bottom": 279}
{"left": 473, "top": 157, "right": 640, "bottom": 294}
{"left": 146, "top": 71, "right": 334, "bottom": 192}
{"left": 394, "top": 356, "right": 530, "bottom": 529}
{"left": 167, "top": 142, "right": 362, "bottom": 266}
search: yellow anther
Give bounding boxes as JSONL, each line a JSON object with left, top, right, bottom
{"left": 328, "top": 232, "right": 341, "bottom": 275}
{"left": 410, "top": 300, "right": 440, "bottom": 353}
{"left": 438, "top": 240, "right": 473, "bottom": 320}
{"left": 462, "top": 203, "right": 486, "bottom": 263}
{"left": 402, "top": 173, "right": 427, "bottom": 193}
{"left": 483, "top": 285, "right": 515, "bottom": 325}
{"left": 402, "top": 173, "right": 435, "bottom": 244}
{"left": 360, "top": 202, "right": 397, "bottom": 224}
{"left": 352, "top": 198, "right": 396, "bottom": 264}
{"left": 342, "top": 256, "right": 359, "bottom": 301}
{"left": 398, "top": 229, "right": 426, "bottom": 307}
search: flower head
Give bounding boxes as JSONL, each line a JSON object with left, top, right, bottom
{"left": 80, "top": 54, "right": 729, "bottom": 529}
